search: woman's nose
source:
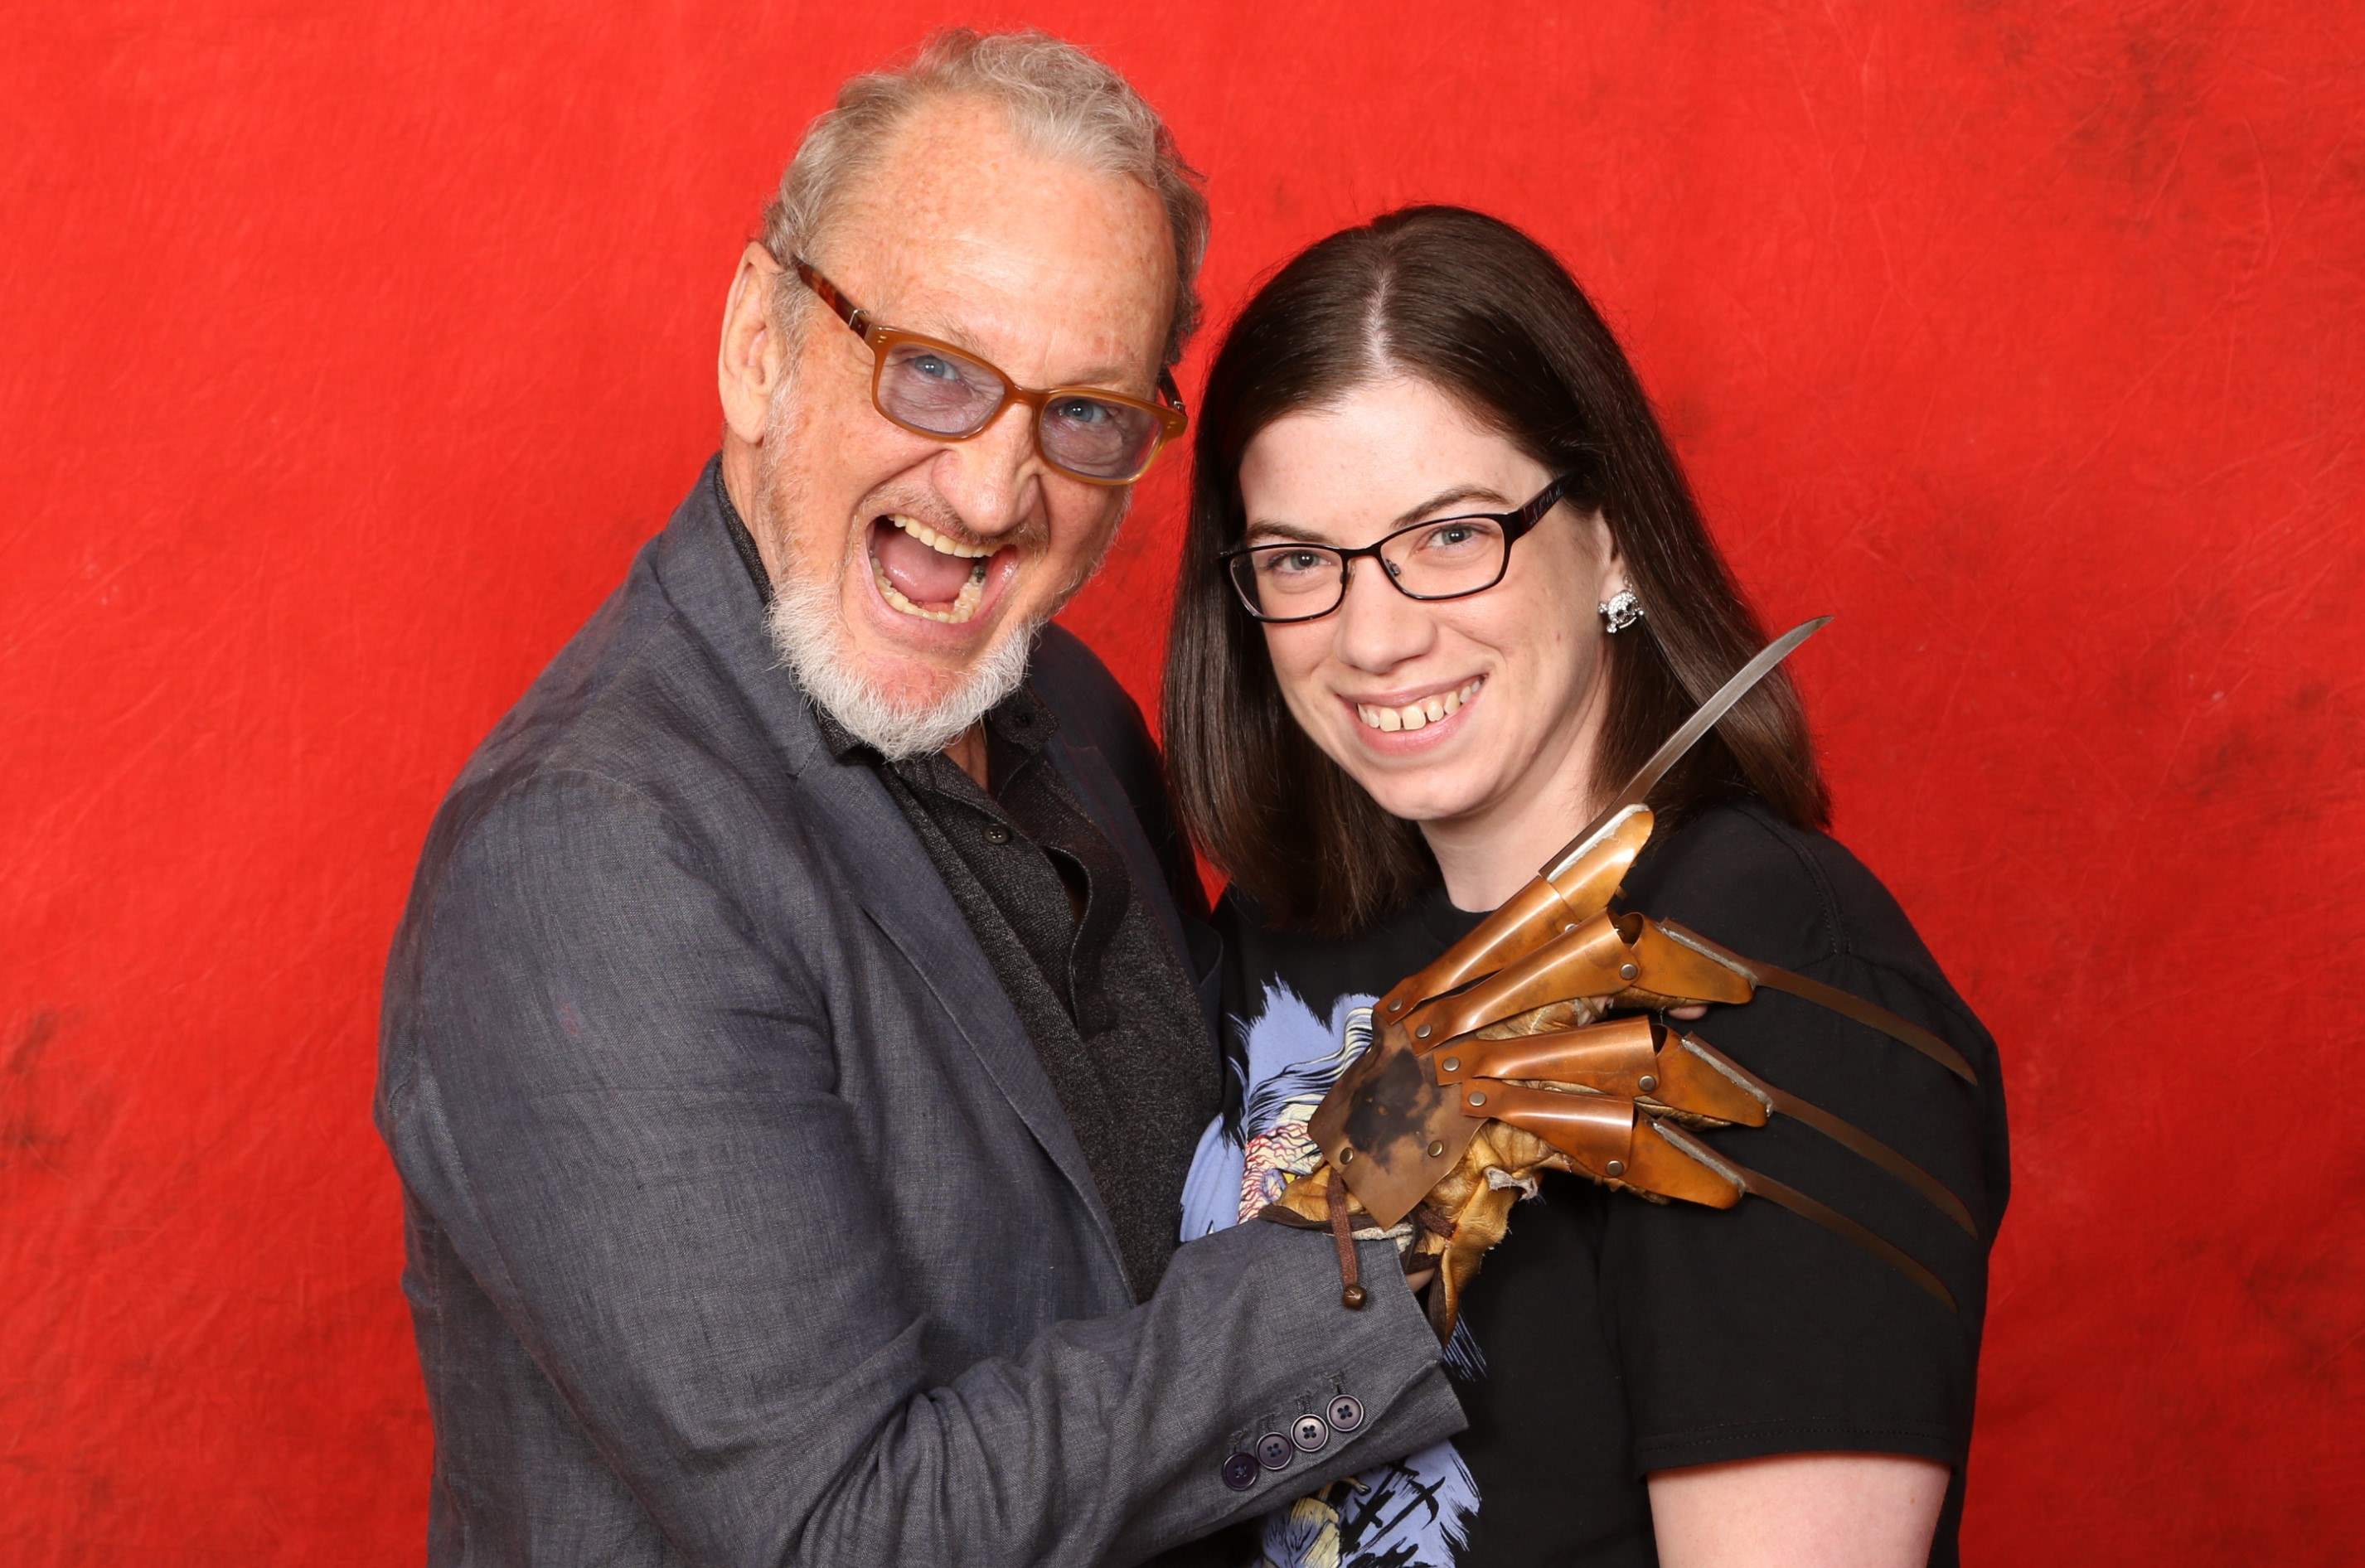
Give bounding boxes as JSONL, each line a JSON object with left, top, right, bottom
{"left": 1331, "top": 558, "right": 1437, "bottom": 672}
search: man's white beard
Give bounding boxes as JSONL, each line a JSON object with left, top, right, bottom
{"left": 764, "top": 565, "right": 1040, "bottom": 762}
{"left": 754, "top": 390, "right": 1046, "bottom": 761}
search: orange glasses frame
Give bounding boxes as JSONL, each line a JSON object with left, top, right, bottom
{"left": 792, "top": 256, "right": 1188, "bottom": 486}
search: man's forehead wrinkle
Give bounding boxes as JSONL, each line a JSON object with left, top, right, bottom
{"left": 857, "top": 273, "right": 1169, "bottom": 400}
{"left": 849, "top": 237, "right": 1160, "bottom": 394}
{"left": 821, "top": 94, "right": 1174, "bottom": 394}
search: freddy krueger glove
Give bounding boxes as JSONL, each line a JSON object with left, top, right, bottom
{"left": 1261, "top": 999, "right": 1599, "bottom": 1340}
{"left": 1259, "top": 802, "right": 1982, "bottom": 1343}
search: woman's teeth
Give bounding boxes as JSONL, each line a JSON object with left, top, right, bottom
{"left": 874, "top": 513, "right": 991, "bottom": 624}
{"left": 1357, "top": 679, "right": 1482, "bottom": 733}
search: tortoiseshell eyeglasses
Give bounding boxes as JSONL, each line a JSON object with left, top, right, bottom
{"left": 791, "top": 257, "right": 1188, "bottom": 486}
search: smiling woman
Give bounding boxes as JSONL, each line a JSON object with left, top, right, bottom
{"left": 1167, "top": 206, "right": 1825, "bottom": 933}
{"left": 1232, "top": 405, "right": 1618, "bottom": 900}
{"left": 1163, "top": 206, "right": 2004, "bottom": 1568}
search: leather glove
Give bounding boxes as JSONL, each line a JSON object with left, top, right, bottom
{"left": 1262, "top": 999, "right": 1598, "bottom": 1341}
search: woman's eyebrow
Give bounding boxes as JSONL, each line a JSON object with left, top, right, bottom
{"left": 1241, "top": 519, "right": 1335, "bottom": 545}
{"left": 1243, "top": 483, "right": 1514, "bottom": 546}
{"left": 1393, "top": 483, "right": 1511, "bottom": 523}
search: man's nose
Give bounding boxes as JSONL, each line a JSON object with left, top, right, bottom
{"left": 930, "top": 399, "right": 1044, "bottom": 540}
{"left": 1332, "top": 557, "right": 1437, "bottom": 672}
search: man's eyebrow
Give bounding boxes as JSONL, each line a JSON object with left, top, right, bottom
{"left": 906, "top": 310, "right": 988, "bottom": 354}
{"left": 1069, "top": 363, "right": 1141, "bottom": 390}
{"left": 903, "top": 312, "right": 1141, "bottom": 392}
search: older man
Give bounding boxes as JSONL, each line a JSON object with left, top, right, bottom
{"left": 376, "top": 31, "right": 1462, "bottom": 1566}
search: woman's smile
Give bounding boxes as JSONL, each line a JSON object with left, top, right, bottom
{"left": 1345, "top": 675, "right": 1484, "bottom": 740}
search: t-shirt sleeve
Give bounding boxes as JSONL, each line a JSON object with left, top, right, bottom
{"left": 1604, "top": 941, "right": 1997, "bottom": 1475}
{"left": 1591, "top": 804, "right": 2004, "bottom": 1478}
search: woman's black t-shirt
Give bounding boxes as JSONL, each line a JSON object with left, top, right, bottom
{"left": 1176, "top": 800, "right": 2008, "bottom": 1566}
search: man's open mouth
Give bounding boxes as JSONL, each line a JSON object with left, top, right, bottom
{"left": 867, "top": 514, "right": 998, "bottom": 625}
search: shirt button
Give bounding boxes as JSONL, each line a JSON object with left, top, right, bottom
{"left": 1291, "top": 1413, "right": 1330, "bottom": 1453}
{"left": 1326, "top": 1394, "right": 1364, "bottom": 1433}
{"left": 1219, "top": 1450, "right": 1259, "bottom": 1492}
{"left": 1255, "top": 1432, "right": 1295, "bottom": 1471}
{"left": 982, "top": 824, "right": 1011, "bottom": 845}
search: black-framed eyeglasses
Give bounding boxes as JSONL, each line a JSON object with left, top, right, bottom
{"left": 1219, "top": 476, "right": 1573, "bottom": 623}
{"left": 790, "top": 255, "right": 1188, "bottom": 486}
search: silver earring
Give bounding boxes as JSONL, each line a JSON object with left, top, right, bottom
{"left": 1598, "top": 588, "right": 1644, "bottom": 634}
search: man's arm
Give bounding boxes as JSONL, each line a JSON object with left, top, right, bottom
{"left": 380, "top": 771, "right": 1461, "bottom": 1566}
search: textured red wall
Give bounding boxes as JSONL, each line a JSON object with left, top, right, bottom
{"left": 5, "top": 2, "right": 2360, "bottom": 1560}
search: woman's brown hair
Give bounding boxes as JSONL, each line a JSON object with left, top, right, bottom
{"left": 1164, "top": 205, "right": 1828, "bottom": 933}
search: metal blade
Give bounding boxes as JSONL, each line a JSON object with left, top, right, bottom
{"left": 1541, "top": 616, "right": 1830, "bottom": 881}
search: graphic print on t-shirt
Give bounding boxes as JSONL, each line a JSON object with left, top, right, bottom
{"left": 1179, "top": 981, "right": 1482, "bottom": 1568}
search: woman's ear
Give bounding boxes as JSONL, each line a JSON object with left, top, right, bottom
{"left": 718, "top": 243, "right": 788, "bottom": 444}
{"left": 1586, "top": 508, "right": 1625, "bottom": 600}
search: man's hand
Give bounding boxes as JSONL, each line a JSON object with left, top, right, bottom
{"left": 1263, "top": 1113, "right": 1570, "bottom": 1340}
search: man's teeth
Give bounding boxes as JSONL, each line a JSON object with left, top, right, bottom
{"left": 876, "top": 566, "right": 986, "bottom": 624}
{"left": 873, "top": 513, "right": 993, "bottom": 623}
{"left": 886, "top": 514, "right": 993, "bottom": 559}
{"left": 1357, "top": 680, "right": 1482, "bottom": 733}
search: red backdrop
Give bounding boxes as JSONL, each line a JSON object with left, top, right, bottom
{"left": 6, "top": 2, "right": 2361, "bottom": 1560}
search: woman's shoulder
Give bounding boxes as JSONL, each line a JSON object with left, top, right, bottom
{"left": 1621, "top": 796, "right": 1955, "bottom": 997}
{"left": 1214, "top": 880, "right": 1466, "bottom": 997}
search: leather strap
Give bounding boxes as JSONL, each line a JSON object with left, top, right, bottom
{"left": 1327, "top": 1175, "right": 1366, "bottom": 1309}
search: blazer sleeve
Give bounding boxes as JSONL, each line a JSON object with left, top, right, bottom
{"left": 379, "top": 769, "right": 1461, "bottom": 1566}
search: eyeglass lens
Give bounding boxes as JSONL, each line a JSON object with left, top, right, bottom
{"left": 877, "top": 341, "right": 1163, "bottom": 481}
{"left": 1232, "top": 516, "right": 1510, "bottom": 617}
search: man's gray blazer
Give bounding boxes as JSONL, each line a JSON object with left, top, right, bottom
{"left": 375, "top": 464, "right": 1464, "bottom": 1566}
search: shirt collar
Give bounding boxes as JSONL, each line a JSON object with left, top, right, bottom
{"left": 812, "top": 681, "right": 1060, "bottom": 769}
{"left": 711, "top": 461, "right": 775, "bottom": 607}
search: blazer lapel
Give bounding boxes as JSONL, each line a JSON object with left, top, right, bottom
{"left": 648, "top": 461, "right": 1128, "bottom": 1286}
{"left": 807, "top": 757, "right": 1129, "bottom": 1281}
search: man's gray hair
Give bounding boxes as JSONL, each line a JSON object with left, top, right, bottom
{"left": 759, "top": 28, "right": 1209, "bottom": 369}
